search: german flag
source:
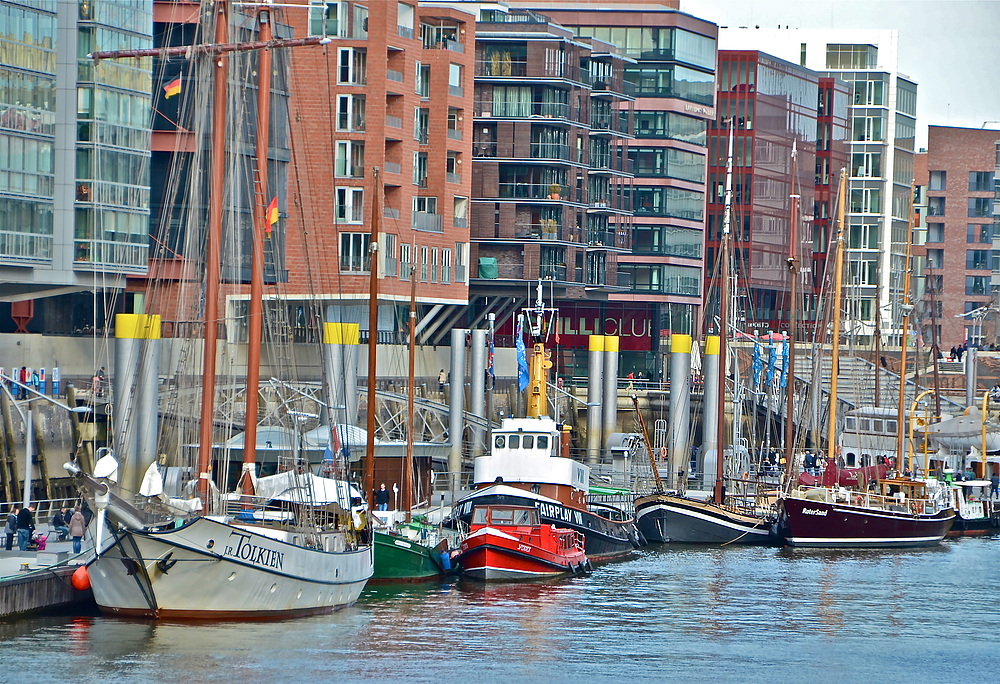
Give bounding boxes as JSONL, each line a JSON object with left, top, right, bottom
{"left": 163, "top": 76, "right": 182, "bottom": 99}
{"left": 266, "top": 197, "right": 278, "bottom": 237}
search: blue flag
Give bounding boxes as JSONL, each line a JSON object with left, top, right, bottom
{"left": 516, "top": 314, "right": 529, "bottom": 391}
{"left": 752, "top": 340, "right": 762, "bottom": 388}
{"left": 780, "top": 338, "right": 789, "bottom": 389}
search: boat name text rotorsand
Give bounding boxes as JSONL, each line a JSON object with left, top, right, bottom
{"left": 801, "top": 508, "right": 828, "bottom": 516}
{"left": 224, "top": 531, "right": 285, "bottom": 570}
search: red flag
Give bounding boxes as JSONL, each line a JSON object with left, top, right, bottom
{"left": 265, "top": 197, "right": 278, "bottom": 237}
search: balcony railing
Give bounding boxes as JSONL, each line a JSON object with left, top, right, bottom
{"left": 384, "top": 161, "right": 401, "bottom": 175}
{"left": 412, "top": 211, "right": 443, "bottom": 232}
{"left": 447, "top": 128, "right": 462, "bottom": 140}
{"left": 446, "top": 172, "right": 461, "bottom": 184}
{"left": 416, "top": 128, "right": 428, "bottom": 144}
{"left": 398, "top": 25, "right": 414, "bottom": 40}
{"left": 474, "top": 99, "right": 571, "bottom": 120}
{"left": 386, "top": 69, "right": 404, "bottom": 83}
{"left": 386, "top": 115, "right": 402, "bottom": 129}
{"left": 336, "top": 164, "right": 364, "bottom": 179}
{"left": 0, "top": 230, "right": 52, "bottom": 261}
{"left": 453, "top": 216, "right": 467, "bottom": 228}
{"left": 497, "top": 183, "right": 569, "bottom": 201}
{"left": 529, "top": 142, "right": 571, "bottom": 161}
{"left": 539, "top": 264, "right": 568, "bottom": 281}
{"left": 515, "top": 222, "right": 563, "bottom": 241}
{"left": 449, "top": 85, "right": 464, "bottom": 97}
{"left": 384, "top": 207, "right": 400, "bottom": 219}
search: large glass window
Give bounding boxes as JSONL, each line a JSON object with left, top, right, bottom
{"left": 826, "top": 44, "right": 877, "bottom": 69}
{"left": 673, "top": 30, "right": 716, "bottom": 70}
{"left": 967, "top": 250, "right": 990, "bottom": 270}
{"left": 634, "top": 111, "right": 706, "bottom": 145}
{"left": 969, "top": 171, "right": 993, "bottom": 192}
{"left": 968, "top": 223, "right": 992, "bottom": 243}
{"left": 633, "top": 186, "right": 704, "bottom": 220}
{"left": 632, "top": 225, "right": 702, "bottom": 258}
{"left": 625, "top": 65, "right": 714, "bottom": 105}
{"left": 929, "top": 170, "right": 946, "bottom": 191}
{"left": 969, "top": 198, "right": 992, "bottom": 217}
{"left": 966, "top": 276, "right": 989, "bottom": 295}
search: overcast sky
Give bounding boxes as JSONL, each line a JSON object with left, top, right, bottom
{"left": 682, "top": 0, "right": 1000, "bottom": 148}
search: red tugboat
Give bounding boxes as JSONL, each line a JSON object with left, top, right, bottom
{"left": 457, "top": 505, "right": 589, "bottom": 582}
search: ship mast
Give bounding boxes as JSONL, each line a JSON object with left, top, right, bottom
{"left": 404, "top": 251, "right": 417, "bottom": 522}
{"left": 525, "top": 280, "right": 554, "bottom": 419}
{"left": 782, "top": 141, "right": 799, "bottom": 481}
{"left": 365, "top": 168, "right": 382, "bottom": 504}
{"left": 714, "top": 122, "right": 735, "bottom": 504}
{"left": 825, "top": 170, "right": 848, "bottom": 470}
{"left": 896, "top": 181, "right": 916, "bottom": 472}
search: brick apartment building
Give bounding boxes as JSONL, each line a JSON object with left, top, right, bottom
{"left": 915, "top": 125, "right": 1000, "bottom": 347}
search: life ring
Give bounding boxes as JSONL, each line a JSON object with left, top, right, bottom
{"left": 659, "top": 446, "right": 668, "bottom": 462}
{"left": 853, "top": 494, "right": 865, "bottom": 506}
{"left": 910, "top": 501, "right": 924, "bottom": 515}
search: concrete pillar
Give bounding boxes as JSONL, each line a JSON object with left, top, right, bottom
{"left": 470, "top": 328, "right": 487, "bottom": 457}
{"left": 136, "top": 315, "right": 161, "bottom": 486}
{"left": 602, "top": 335, "right": 619, "bottom": 446}
{"left": 701, "top": 336, "right": 720, "bottom": 490}
{"left": 966, "top": 347, "right": 978, "bottom": 408}
{"left": 322, "top": 322, "right": 360, "bottom": 430}
{"left": 586, "top": 334, "right": 605, "bottom": 465}
{"left": 669, "top": 334, "right": 692, "bottom": 491}
{"left": 449, "top": 328, "right": 468, "bottom": 491}
{"left": 114, "top": 314, "right": 157, "bottom": 495}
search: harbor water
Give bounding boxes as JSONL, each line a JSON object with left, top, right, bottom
{"left": 4, "top": 537, "right": 999, "bottom": 683}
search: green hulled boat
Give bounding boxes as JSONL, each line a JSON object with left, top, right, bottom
{"left": 372, "top": 530, "right": 447, "bottom": 582}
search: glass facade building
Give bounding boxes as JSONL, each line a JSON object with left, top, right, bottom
{"left": 0, "top": 0, "right": 151, "bottom": 331}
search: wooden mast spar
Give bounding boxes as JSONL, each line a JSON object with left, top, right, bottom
{"left": 713, "top": 121, "right": 734, "bottom": 504}
{"left": 782, "top": 142, "right": 799, "bottom": 482}
{"left": 365, "top": 168, "right": 381, "bottom": 507}
{"left": 825, "top": 170, "right": 849, "bottom": 470}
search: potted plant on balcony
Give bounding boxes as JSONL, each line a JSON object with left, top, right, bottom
{"left": 547, "top": 183, "right": 562, "bottom": 200}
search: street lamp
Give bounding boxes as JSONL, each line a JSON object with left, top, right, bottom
{"left": 0, "top": 373, "right": 91, "bottom": 507}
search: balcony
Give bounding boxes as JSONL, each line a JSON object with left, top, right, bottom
{"left": 539, "top": 264, "right": 568, "bottom": 281}
{"left": 387, "top": 69, "right": 404, "bottom": 83}
{"left": 383, "top": 207, "right": 400, "bottom": 220}
{"left": 0, "top": 230, "right": 53, "bottom": 262}
{"left": 386, "top": 115, "right": 402, "bottom": 129}
{"left": 412, "top": 211, "right": 443, "bottom": 232}
{"left": 475, "top": 59, "right": 591, "bottom": 85}
{"left": 447, "top": 128, "right": 462, "bottom": 141}
{"left": 384, "top": 161, "right": 401, "bottom": 175}
{"left": 446, "top": 172, "right": 461, "bottom": 184}
{"left": 515, "top": 222, "right": 563, "bottom": 241}
{"left": 449, "top": 85, "right": 464, "bottom": 98}
{"left": 415, "top": 128, "right": 428, "bottom": 144}
{"left": 453, "top": 216, "right": 467, "bottom": 228}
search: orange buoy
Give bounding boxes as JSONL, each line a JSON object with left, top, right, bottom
{"left": 71, "top": 565, "right": 91, "bottom": 591}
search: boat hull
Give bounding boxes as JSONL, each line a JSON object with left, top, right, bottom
{"left": 451, "top": 488, "right": 637, "bottom": 561}
{"left": 778, "top": 496, "right": 955, "bottom": 548}
{"left": 88, "top": 517, "right": 373, "bottom": 619}
{"left": 635, "top": 494, "right": 774, "bottom": 544}
{"left": 372, "top": 531, "right": 444, "bottom": 582}
{"left": 457, "top": 528, "right": 587, "bottom": 582}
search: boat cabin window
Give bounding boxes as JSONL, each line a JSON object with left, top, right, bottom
{"left": 508, "top": 435, "right": 520, "bottom": 449}
{"left": 872, "top": 419, "right": 883, "bottom": 433}
{"left": 522, "top": 435, "right": 534, "bottom": 449}
{"left": 846, "top": 452, "right": 857, "bottom": 467}
{"left": 475, "top": 507, "right": 538, "bottom": 526}
{"left": 886, "top": 420, "right": 896, "bottom": 433}
{"left": 845, "top": 417, "right": 856, "bottom": 430}
{"left": 537, "top": 435, "right": 549, "bottom": 450}
{"left": 859, "top": 419, "right": 871, "bottom": 432}
{"left": 860, "top": 454, "right": 871, "bottom": 467}
{"left": 494, "top": 435, "right": 505, "bottom": 449}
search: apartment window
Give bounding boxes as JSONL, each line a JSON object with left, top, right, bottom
{"left": 430, "top": 247, "right": 439, "bottom": 283}
{"left": 967, "top": 250, "right": 990, "bottom": 270}
{"left": 415, "top": 62, "right": 430, "bottom": 97}
{"left": 413, "top": 196, "right": 437, "bottom": 213}
{"left": 400, "top": 242, "right": 412, "bottom": 280}
{"left": 851, "top": 151, "right": 882, "bottom": 178}
{"left": 852, "top": 115, "right": 884, "bottom": 142}
{"left": 412, "top": 151, "right": 428, "bottom": 187}
{"left": 335, "top": 187, "right": 364, "bottom": 223}
{"left": 340, "top": 232, "right": 370, "bottom": 272}
{"left": 969, "top": 198, "right": 992, "bottom": 218}
{"left": 397, "top": 2, "right": 415, "bottom": 38}
{"left": 336, "top": 94, "right": 365, "bottom": 131}
{"left": 449, "top": 63, "right": 463, "bottom": 97}
{"left": 826, "top": 43, "right": 877, "bottom": 69}
{"left": 850, "top": 188, "right": 882, "bottom": 214}
{"left": 414, "top": 107, "right": 428, "bottom": 143}
{"left": 966, "top": 276, "right": 989, "bottom": 295}
{"left": 420, "top": 245, "right": 429, "bottom": 282}
{"left": 383, "top": 233, "right": 397, "bottom": 277}
{"left": 967, "top": 223, "right": 990, "bottom": 243}
{"left": 925, "top": 248, "right": 944, "bottom": 268}
{"left": 453, "top": 196, "right": 469, "bottom": 228}
{"left": 853, "top": 78, "right": 886, "bottom": 106}
{"left": 929, "top": 170, "right": 946, "bottom": 191}
{"left": 338, "top": 48, "right": 367, "bottom": 84}
{"left": 849, "top": 222, "right": 880, "bottom": 250}
{"left": 441, "top": 248, "right": 452, "bottom": 283}
{"left": 311, "top": 1, "right": 344, "bottom": 37}
{"left": 927, "top": 197, "right": 945, "bottom": 216}
{"left": 335, "top": 140, "right": 364, "bottom": 178}
{"left": 970, "top": 171, "right": 994, "bottom": 192}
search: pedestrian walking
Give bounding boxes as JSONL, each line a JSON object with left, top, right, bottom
{"left": 68, "top": 506, "right": 86, "bottom": 554}
{"left": 4, "top": 507, "right": 18, "bottom": 551}
{"left": 437, "top": 369, "right": 446, "bottom": 393}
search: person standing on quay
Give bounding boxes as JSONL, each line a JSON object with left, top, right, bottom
{"left": 68, "top": 506, "right": 86, "bottom": 554}
{"left": 16, "top": 505, "right": 34, "bottom": 551}
{"left": 4, "top": 507, "right": 18, "bottom": 551}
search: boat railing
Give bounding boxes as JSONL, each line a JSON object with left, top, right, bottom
{"left": 793, "top": 486, "right": 947, "bottom": 514}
